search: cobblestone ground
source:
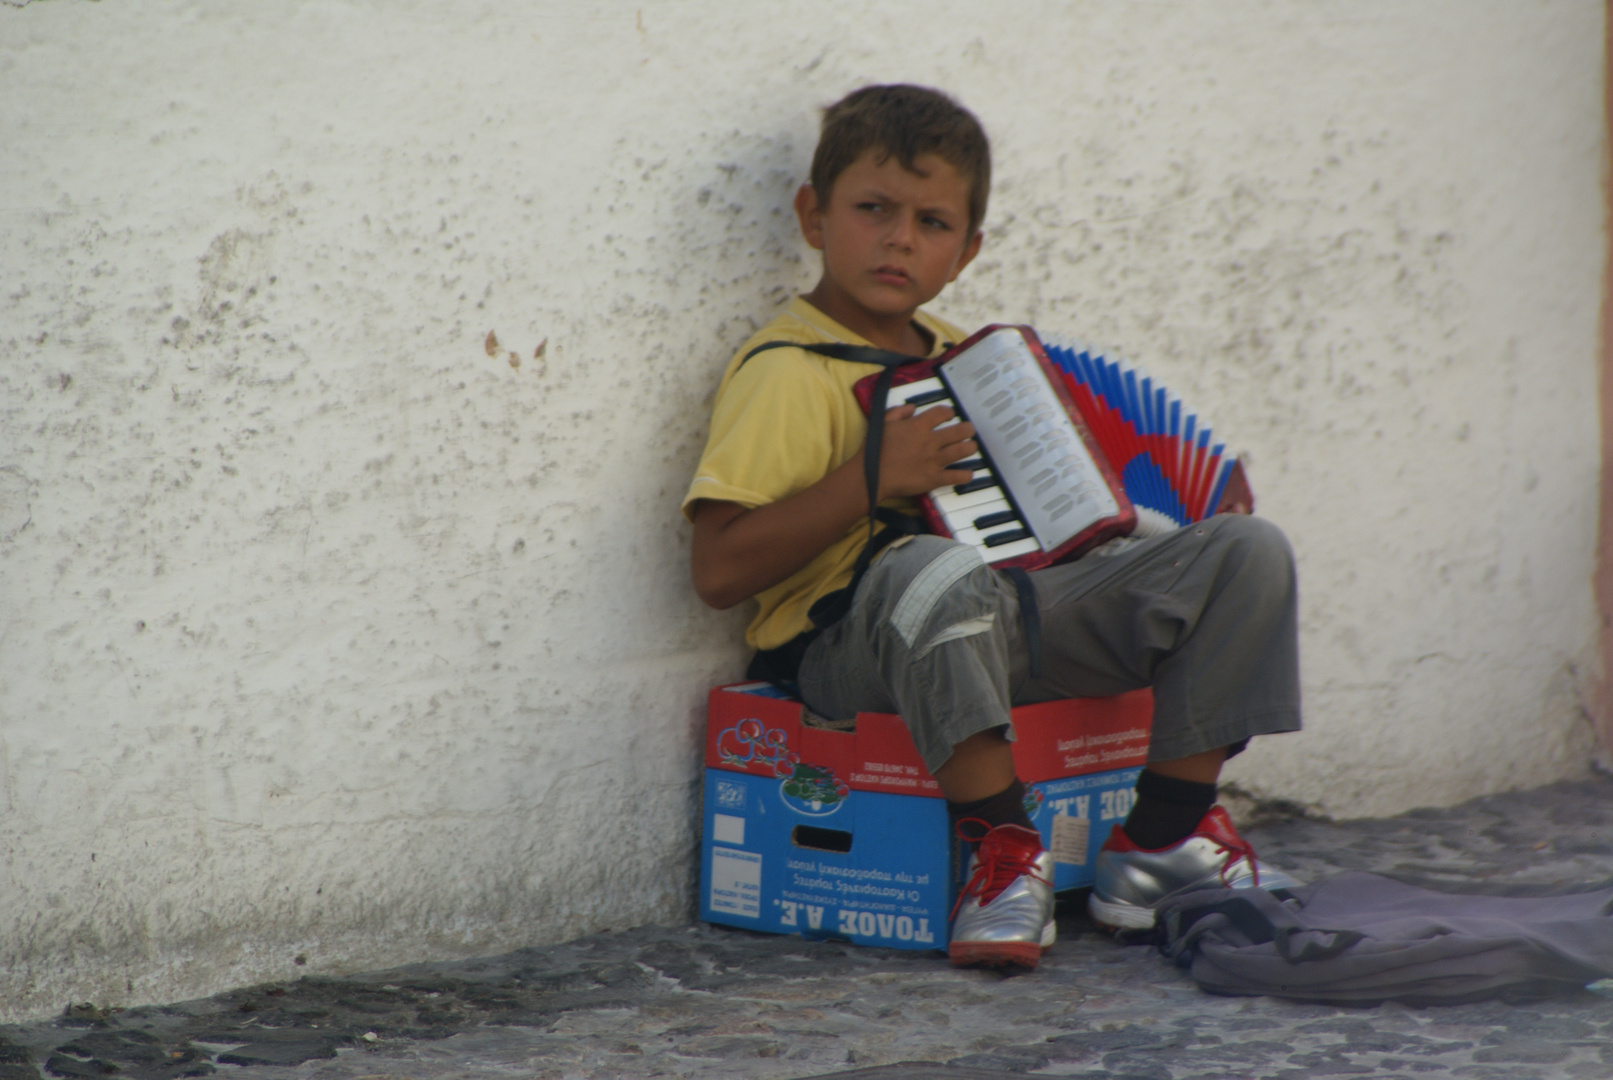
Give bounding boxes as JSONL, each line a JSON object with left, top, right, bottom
{"left": 4, "top": 778, "right": 1612, "bottom": 1080}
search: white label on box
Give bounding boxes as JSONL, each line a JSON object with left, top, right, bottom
{"left": 712, "top": 813, "right": 746, "bottom": 846}
{"left": 1051, "top": 812, "right": 1090, "bottom": 866}
{"left": 709, "top": 848, "right": 762, "bottom": 918}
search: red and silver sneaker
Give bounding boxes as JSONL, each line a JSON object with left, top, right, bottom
{"left": 948, "top": 822, "right": 1056, "bottom": 969}
{"left": 1088, "top": 805, "right": 1300, "bottom": 931}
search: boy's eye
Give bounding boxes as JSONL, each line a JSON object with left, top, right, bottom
{"left": 923, "top": 216, "right": 951, "bottom": 230}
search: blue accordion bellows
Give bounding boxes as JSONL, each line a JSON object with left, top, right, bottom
{"left": 1041, "top": 336, "right": 1241, "bottom": 529}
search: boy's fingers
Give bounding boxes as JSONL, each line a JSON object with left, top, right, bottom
{"left": 885, "top": 403, "right": 917, "bottom": 420}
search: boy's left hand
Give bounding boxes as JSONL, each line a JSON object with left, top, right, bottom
{"left": 1214, "top": 460, "right": 1254, "bottom": 515}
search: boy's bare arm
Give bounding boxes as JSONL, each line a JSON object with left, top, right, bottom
{"left": 691, "top": 405, "right": 977, "bottom": 609}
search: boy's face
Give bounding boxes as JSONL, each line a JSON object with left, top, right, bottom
{"left": 795, "top": 150, "right": 982, "bottom": 342}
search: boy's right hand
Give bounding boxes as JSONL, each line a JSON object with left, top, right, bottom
{"left": 875, "top": 403, "right": 979, "bottom": 500}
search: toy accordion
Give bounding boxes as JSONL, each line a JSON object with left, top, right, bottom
{"left": 852, "top": 324, "right": 1251, "bottom": 571}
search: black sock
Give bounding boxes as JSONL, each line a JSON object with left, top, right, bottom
{"left": 947, "top": 778, "right": 1035, "bottom": 851}
{"left": 1121, "top": 770, "right": 1217, "bottom": 850}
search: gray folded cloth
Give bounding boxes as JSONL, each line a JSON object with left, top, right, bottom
{"left": 1153, "top": 870, "right": 1613, "bottom": 1005}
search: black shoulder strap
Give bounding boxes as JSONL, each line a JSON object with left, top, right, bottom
{"left": 740, "top": 339, "right": 926, "bottom": 369}
{"left": 1005, "top": 567, "right": 1043, "bottom": 680}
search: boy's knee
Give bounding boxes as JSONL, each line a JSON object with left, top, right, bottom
{"left": 872, "top": 538, "right": 1002, "bottom": 658}
{"left": 1209, "top": 513, "right": 1296, "bottom": 595}
{"left": 1209, "top": 512, "right": 1288, "bottom": 556}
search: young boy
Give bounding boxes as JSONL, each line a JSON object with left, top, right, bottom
{"left": 684, "top": 85, "right": 1301, "bottom": 969}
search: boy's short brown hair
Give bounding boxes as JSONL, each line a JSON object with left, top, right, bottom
{"left": 810, "top": 84, "right": 991, "bottom": 235}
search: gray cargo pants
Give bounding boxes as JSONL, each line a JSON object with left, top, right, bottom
{"left": 796, "top": 514, "right": 1301, "bottom": 774}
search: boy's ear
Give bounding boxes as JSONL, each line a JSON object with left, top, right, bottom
{"left": 794, "top": 183, "right": 825, "bottom": 250}
{"left": 949, "top": 229, "right": 984, "bottom": 282}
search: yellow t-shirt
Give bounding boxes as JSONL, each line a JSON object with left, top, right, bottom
{"left": 683, "top": 298, "right": 967, "bottom": 650}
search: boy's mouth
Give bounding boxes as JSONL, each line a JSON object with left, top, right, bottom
{"left": 872, "top": 265, "right": 911, "bottom": 285}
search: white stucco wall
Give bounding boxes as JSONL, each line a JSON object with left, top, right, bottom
{"left": 0, "top": 0, "right": 1602, "bottom": 1020}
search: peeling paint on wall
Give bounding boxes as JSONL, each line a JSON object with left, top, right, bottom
{"left": 0, "top": 0, "right": 1604, "bottom": 1020}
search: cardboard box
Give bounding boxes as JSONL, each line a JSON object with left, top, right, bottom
{"left": 699, "top": 682, "right": 1152, "bottom": 949}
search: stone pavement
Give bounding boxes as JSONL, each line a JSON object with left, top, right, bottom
{"left": 4, "top": 777, "right": 1613, "bottom": 1080}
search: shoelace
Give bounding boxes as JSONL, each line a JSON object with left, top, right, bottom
{"left": 950, "top": 818, "right": 1051, "bottom": 920}
{"left": 1196, "top": 806, "right": 1263, "bottom": 887}
{"left": 1212, "top": 834, "right": 1260, "bottom": 887}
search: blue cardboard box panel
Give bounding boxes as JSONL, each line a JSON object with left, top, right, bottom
{"left": 700, "top": 765, "right": 1144, "bottom": 948}
{"left": 700, "top": 769, "right": 951, "bottom": 950}
{"left": 1025, "top": 766, "right": 1143, "bottom": 892}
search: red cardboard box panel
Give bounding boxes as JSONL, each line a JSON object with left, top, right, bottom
{"left": 1005, "top": 695, "right": 1153, "bottom": 783}
{"left": 706, "top": 683, "right": 1152, "bottom": 794}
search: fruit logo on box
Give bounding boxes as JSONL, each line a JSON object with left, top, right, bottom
{"left": 779, "top": 762, "right": 850, "bottom": 816}
{"left": 715, "top": 717, "right": 797, "bottom": 774}
{"left": 716, "top": 717, "right": 849, "bottom": 817}
{"left": 1022, "top": 786, "right": 1044, "bottom": 816}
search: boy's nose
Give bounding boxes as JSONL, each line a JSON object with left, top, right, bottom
{"left": 886, "top": 212, "right": 918, "bottom": 249}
